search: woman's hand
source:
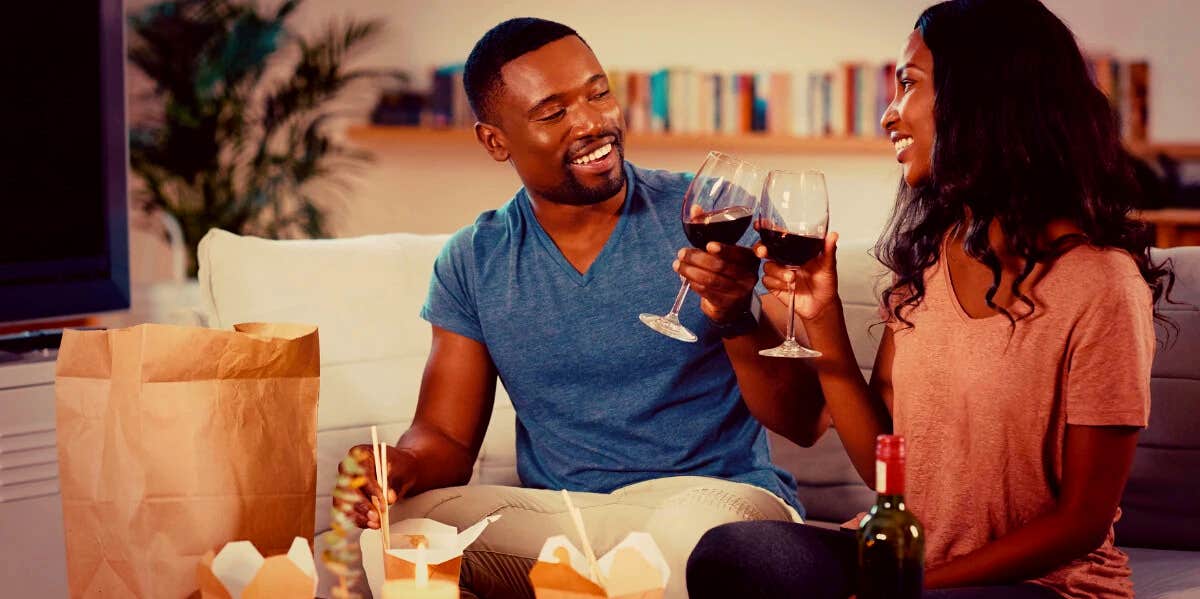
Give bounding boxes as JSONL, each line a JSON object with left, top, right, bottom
{"left": 757, "top": 232, "right": 841, "bottom": 321}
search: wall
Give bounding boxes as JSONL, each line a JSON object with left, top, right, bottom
{"left": 127, "top": 0, "right": 1200, "bottom": 282}
{"left": 289, "top": 0, "right": 1200, "bottom": 142}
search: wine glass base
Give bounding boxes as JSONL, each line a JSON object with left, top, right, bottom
{"left": 759, "top": 340, "right": 822, "bottom": 359}
{"left": 639, "top": 313, "right": 699, "bottom": 343}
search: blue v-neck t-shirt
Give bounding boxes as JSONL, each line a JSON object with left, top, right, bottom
{"left": 419, "top": 162, "right": 801, "bottom": 515}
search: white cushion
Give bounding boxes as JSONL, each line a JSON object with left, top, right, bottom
{"left": 196, "top": 229, "right": 518, "bottom": 534}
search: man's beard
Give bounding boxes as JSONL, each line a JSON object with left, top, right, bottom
{"left": 546, "top": 146, "right": 627, "bottom": 206}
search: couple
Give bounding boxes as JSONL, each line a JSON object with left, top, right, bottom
{"left": 342, "top": 1, "right": 1171, "bottom": 597}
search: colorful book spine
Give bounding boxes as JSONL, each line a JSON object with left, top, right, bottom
{"left": 650, "top": 69, "right": 670, "bottom": 133}
{"left": 828, "top": 69, "right": 843, "bottom": 137}
{"left": 752, "top": 72, "right": 769, "bottom": 132}
{"left": 1126, "top": 61, "right": 1150, "bottom": 142}
{"left": 791, "top": 72, "right": 810, "bottom": 137}
{"left": 857, "top": 63, "right": 877, "bottom": 137}
{"left": 769, "top": 72, "right": 792, "bottom": 136}
{"left": 738, "top": 74, "right": 755, "bottom": 134}
{"left": 721, "top": 73, "right": 739, "bottom": 135}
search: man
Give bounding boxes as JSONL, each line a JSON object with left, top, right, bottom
{"left": 342, "top": 18, "right": 827, "bottom": 598}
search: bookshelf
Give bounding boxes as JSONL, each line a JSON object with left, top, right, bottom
{"left": 1135, "top": 208, "right": 1200, "bottom": 248}
{"left": 347, "top": 126, "right": 1200, "bottom": 161}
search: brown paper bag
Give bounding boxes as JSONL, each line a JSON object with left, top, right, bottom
{"left": 54, "top": 323, "right": 320, "bottom": 598}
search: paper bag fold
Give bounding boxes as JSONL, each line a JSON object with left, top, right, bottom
{"left": 55, "top": 323, "right": 320, "bottom": 598}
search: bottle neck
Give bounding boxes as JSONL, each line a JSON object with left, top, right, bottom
{"left": 872, "top": 494, "right": 907, "bottom": 512}
{"left": 875, "top": 457, "right": 905, "bottom": 496}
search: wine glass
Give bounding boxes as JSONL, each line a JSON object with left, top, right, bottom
{"left": 755, "top": 169, "right": 828, "bottom": 358}
{"left": 639, "top": 151, "right": 762, "bottom": 342}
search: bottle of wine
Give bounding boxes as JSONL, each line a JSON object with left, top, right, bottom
{"left": 857, "top": 434, "right": 925, "bottom": 599}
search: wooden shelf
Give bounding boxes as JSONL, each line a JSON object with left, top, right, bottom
{"left": 1134, "top": 208, "right": 1200, "bottom": 248}
{"left": 347, "top": 125, "right": 890, "bottom": 155}
{"left": 347, "top": 125, "right": 1200, "bottom": 160}
{"left": 1127, "top": 142, "right": 1200, "bottom": 161}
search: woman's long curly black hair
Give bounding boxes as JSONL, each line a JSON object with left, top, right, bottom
{"left": 876, "top": 0, "right": 1173, "bottom": 327}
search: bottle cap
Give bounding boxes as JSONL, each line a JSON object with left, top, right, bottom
{"left": 876, "top": 434, "right": 905, "bottom": 463}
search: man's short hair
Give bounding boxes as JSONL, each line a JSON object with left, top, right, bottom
{"left": 463, "top": 18, "right": 585, "bottom": 124}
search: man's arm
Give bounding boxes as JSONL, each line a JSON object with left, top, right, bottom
{"left": 348, "top": 325, "right": 497, "bottom": 529}
{"left": 721, "top": 294, "right": 828, "bottom": 447}
{"left": 398, "top": 325, "right": 498, "bottom": 493}
{"left": 675, "top": 243, "right": 828, "bottom": 447}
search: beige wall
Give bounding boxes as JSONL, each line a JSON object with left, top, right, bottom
{"left": 128, "top": 0, "right": 1200, "bottom": 282}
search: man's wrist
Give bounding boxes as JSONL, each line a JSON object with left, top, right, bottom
{"left": 709, "top": 294, "right": 761, "bottom": 338}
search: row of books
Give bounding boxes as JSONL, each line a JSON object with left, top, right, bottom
{"left": 1091, "top": 56, "right": 1151, "bottom": 143}
{"left": 412, "top": 57, "right": 1150, "bottom": 142}
{"left": 608, "top": 66, "right": 896, "bottom": 138}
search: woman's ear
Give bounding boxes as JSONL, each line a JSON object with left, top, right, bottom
{"left": 475, "top": 122, "right": 510, "bottom": 162}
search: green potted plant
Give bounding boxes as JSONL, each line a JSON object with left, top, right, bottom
{"left": 127, "top": 0, "right": 384, "bottom": 276}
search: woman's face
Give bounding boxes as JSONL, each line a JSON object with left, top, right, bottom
{"left": 882, "top": 30, "right": 936, "bottom": 187}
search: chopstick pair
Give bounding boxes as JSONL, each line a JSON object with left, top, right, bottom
{"left": 370, "top": 426, "right": 391, "bottom": 551}
{"left": 561, "top": 489, "right": 605, "bottom": 586}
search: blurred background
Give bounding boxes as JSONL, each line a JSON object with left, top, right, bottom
{"left": 3, "top": 0, "right": 1199, "bottom": 330}
{"left": 124, "top": 0, "right": 1200, "bottom": 285}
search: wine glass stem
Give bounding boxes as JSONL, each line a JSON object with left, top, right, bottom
{"left": 785, "top": 271, "right": 798, "bottom": 343}
{"left": 668, "top": 279, "right": 692, "bottom": 318}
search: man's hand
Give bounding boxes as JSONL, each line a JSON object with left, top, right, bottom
{"left": 336, "top": 444, "right": 419, "bottom": 529}
{"left": 673, "top": 241, "right": 760, "bottom": 324}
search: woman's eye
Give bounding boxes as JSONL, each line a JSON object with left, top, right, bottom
{"left": 592, "top": 90, "right": 611, "bottom": 100}
{"left": 901, "top": 79, "right": 915, "bottom": 92}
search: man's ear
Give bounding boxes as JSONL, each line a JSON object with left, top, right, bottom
{"left": 475, "top": 122, "right": 510, "bottom": 162}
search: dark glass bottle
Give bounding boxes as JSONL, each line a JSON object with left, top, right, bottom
{"left": 857, "top": 434, "right": 925, "bottom": 599}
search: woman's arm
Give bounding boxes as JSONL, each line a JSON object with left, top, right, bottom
{"left": 924, "top": 424, "right": 1140, "bottom": 588}
{"left": 758, "top": 232, "right": 895, "bottom": 486}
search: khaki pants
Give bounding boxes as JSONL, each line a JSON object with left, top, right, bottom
{"left": 388, "top": 476, "right": 801, "bottom": 599}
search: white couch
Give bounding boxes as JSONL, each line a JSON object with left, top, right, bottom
{"left": 197, "top": 229, "right": 1200, "bottom": 597}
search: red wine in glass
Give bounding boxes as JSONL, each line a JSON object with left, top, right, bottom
{"left": 685, "top": 206, "right": 753, "bottom": 248}
{"left": 755, "top": 169, "right": 829, "bottom": 358}
{"left": 755, "top": 228, "right": 824, "bottom": 266}
{"left": 639, "top": 151, "right": 762, "bottom": 343}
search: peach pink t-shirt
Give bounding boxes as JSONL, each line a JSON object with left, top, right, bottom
{"left": 888, "top": 245, "right": 1154, "bottom": 599}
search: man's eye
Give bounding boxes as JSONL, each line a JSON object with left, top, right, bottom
{"left": 539, "top": 109, "right": 565, "bottom": 122}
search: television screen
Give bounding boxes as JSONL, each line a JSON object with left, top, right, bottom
{"left": 0, "top": 0, "right": 129, "bottom": 324}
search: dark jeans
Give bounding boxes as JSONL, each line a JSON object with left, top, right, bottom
{"left": 687, "top": 521, "right": 1062, "bottom": 598}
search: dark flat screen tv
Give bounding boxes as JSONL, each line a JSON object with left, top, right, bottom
{"left": 0, "top": 0, "right": 129, "bottom": 325}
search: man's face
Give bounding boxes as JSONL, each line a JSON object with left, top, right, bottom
{"left": 490, "top": 36, "right": 626, "bottom": 206}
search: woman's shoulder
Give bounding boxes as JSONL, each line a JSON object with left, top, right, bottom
{"left": 1041, "top": 244, "right": 1150, "bottom": 306}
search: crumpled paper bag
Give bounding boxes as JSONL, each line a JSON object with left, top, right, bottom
{"left": 55, "top": 322, "right": 320, "bottom": 598}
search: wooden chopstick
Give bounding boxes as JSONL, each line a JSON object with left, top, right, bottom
{"left": 561, "top": 489, "right": 605, "bottom": 586}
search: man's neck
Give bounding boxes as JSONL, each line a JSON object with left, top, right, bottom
{"left": 527, "top": 183, "right": 627, "bottom": 239}
{"left": 526, "top": 182, "right": 627, "bottom": 275}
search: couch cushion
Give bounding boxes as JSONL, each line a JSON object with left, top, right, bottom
{"left": 196, "top": 229, "right": 518, "bottom": 532}
{"left": 769, "top": 430, "right": 873, "bottom": 524}
{"left": 1115, "top": 247, "right": 1200, "bottom": 550}
{"left": 1126, "top": 546, "right": 1200, "bottom": 598}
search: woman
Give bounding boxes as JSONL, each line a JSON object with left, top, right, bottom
{"left": 686, "top": 0, "right": 1173, "bottom": 597}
